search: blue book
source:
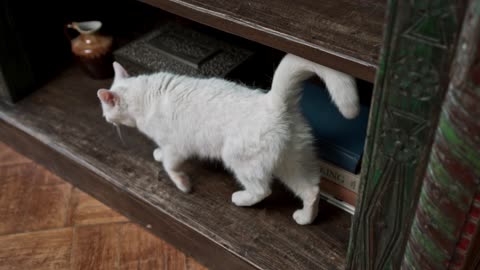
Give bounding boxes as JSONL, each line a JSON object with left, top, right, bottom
{"left": 300, "top": 80, "right": 370, "bottom": 173}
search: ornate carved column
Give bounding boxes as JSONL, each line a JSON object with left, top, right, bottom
{"left": 347, "top": 1, "right": 464, "bottom": 269}
{"left": 402, "top": 1, "right": 480, "bottom": 269}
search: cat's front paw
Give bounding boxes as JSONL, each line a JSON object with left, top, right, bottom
{"left": 153, "top": 148, "right": 163, "bottom": 162}
{"left": 231, "top": 190, "right": 270, "bottom": 206}
{"left": 171, "top": 172, "right": 191, "bottom": 193}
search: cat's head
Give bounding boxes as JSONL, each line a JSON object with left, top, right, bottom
{"left": 97, "top": 62, "right": 137, "bottom": 127}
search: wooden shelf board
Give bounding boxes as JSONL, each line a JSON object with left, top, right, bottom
{"left": 0, "top": 65, "right": 351, "bottom": 270}
{"left": 138, "top": 0, "right": 386, "bottom": 82}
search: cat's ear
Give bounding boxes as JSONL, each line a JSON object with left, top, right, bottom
{"left": 113, "top": 62, "right": 129, "bottom": 80}
{"left": 97, "top": 89, "right": 118, "bottom": 107}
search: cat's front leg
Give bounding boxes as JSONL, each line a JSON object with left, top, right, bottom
{"left": 161, "top": 147, "right": 191, "bottom": 193}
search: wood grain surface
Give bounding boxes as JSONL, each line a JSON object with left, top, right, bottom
{"left": 67, "top": 188, "right": 128, "bottom": 226}
{"left": 0, "top": 228, "right": 73, "bottom": 270}
{"left": 138, "top": 0, "right": 386, "bottom": 82}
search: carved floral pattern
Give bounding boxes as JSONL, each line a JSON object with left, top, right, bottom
{"left": 347, "top": 1, "right": 460, "bottom": 269}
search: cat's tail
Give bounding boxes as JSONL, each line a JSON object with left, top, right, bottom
{"left": 268, "top": 53, "right": 359, "bottom": 119}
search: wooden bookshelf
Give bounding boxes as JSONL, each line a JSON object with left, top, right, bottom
{"left": 2, "top": 0, "right": 473, "bottom": 269}
{"left": 139, "top": 0, "right": 386, "bottom": 82}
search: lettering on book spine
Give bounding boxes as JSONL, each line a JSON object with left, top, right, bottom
{"left": 318, "top": 162, "right": 359, "bottom": 192}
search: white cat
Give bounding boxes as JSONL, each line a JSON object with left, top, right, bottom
{"left": 97, "top": 53, "right": 359, "bottom": 225}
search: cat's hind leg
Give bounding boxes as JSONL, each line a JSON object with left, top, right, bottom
{"left": 222, "top": 133, "right": 283, "bottom": 207}
{"left": 290, "top": 180, "right": 320, "bottom": 225}
{"left": 275, "top": 152, "right": 321, "bottom": 225}
{"left": 230, "top": 171, "right": 272, "bottom": 207}
{"left": 223, "top": 154, "right": 273, "bottom": 206}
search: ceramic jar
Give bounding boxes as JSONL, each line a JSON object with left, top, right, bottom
{"left": 64, "top": 21, "right": 114, "bottom": 79}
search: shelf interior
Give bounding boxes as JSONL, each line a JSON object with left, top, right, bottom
{"left": 0, "top": 63, "right": 352, "bottom": 270}
{"left": 0, "top": 1, "right": 383, "bottom": 268}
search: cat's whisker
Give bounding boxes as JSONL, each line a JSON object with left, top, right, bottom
{"left": 114, "top": 124, "right": 127, "bottom": 147}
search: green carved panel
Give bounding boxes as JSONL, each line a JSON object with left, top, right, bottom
{"left": 346, "top": 1, "right": 463, "bottom": 269}
{"left": 402, "top": 1, "right": 480, "bottom": 268}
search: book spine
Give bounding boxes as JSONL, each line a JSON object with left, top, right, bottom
{"left": 318, "top": 159, "right": 360, "bottom": 193}
{"left": 320, "top": 178, "right": 357, "bottom": 206}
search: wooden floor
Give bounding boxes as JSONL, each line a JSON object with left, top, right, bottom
{"left": 0, "top": 142, "right": 207, "bottom": 270}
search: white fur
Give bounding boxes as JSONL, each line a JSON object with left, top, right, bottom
{"left": 97, "top": 54, "right": 359, "bottom": 225}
